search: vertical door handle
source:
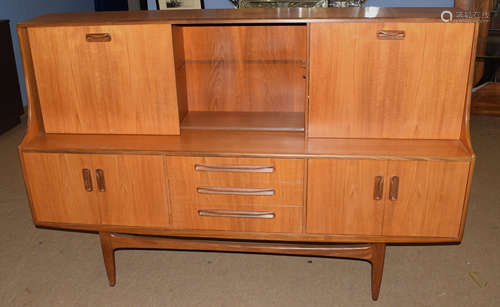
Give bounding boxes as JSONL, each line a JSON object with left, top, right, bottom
{"left": 373, "top": 176, "right": 384, "bottom": 200}
{"left": 96, "top": 169, "right": 106, "bottom": 192}
{"left": 82, "top": 169, "right": 93, "bottom": 192}
{"left": 389, "top": 176, "right": 399, "bottom": 201}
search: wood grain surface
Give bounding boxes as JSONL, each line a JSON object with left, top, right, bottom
{"left": 167, "top": 156, "right": 304, "bottom": 206}
{"left": 28, "top": 24, "right": 180, "bottom": 135}
{"left": 93, "top": 154, "right": 170, "bottom": 227}
{"left": 180, "top": 111, "right": 305, "bottom": 131}
{"left": 382, "top": 160, "right": 470, "bottom": 237}
{"left": 18, "top": 8, "right": 469, "bottom": 27}
{"left": 178, "top": 25, "right": 306, "bottom": 113}
{"left": 307, "top": 159, "right": 387, "bottom": 235}
{"left": 309, "top": 22, "right": 475, "bottom": 139}
{"left": 22, "top": 131, "right": 472, "bottom": 161}
{"left": 23, "top": 153, "right": 100, "bottom": 224}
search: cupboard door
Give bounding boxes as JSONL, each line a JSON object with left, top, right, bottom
{"left": 309, "top": 22, "right": 474, "bottom": 139}
{"left": 383, "top": 161, "right": 470, "bottom": 237}
{"left": 307, "top": 159, "right": 386, "bottom": 235}
{"left": 23, "top": 153, "right": 100, "bottom": 224}
{"left": 93, "top": 154, "right": 169, "bottom": 227}
{"left": 28, "top": 24, "right": 180, "bottom": 135}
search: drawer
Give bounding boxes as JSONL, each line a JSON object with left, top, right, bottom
{"left": 167, "top": 157, "right": 304, "bottom": 205}
{"left": 172, "top": 203, "right": 303, "bottom": 233}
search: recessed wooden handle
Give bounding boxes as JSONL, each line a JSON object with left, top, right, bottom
{"left": 96, "top": 169, "right": 106, "bottom": 192}
{"left": 389, "top": 176, "right": 399, "bottom": 201}
{"left": 197, "top": 186, "right": 275, "bottom": 196}
{"left": 86, "top": 33, "right": 112, "bottom": 42}
{"left": 194, "top": 164, "right": 274, "bottom": 173}
{"left": 198, "top": 209, "right": 275, "bottom": 219}
{"left": 82, "top": 168, "right": 93, "bottom": 192}
{"left": 374, "top": 176, "right": 384, "bottom": 200}
{"left": 376, "top": 30, "right": 405, "bottom": 40}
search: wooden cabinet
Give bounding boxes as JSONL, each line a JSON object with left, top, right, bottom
{"left": 17, "top": 9, "right": 478, "bottom": 299}
{"left": 23, "top": 153, "right": 169, "bottom": 227}
{"left": 307, "top": 159, "right": 470, "bottom": 238}
{"left": 28, "top": 24, "right": 180, "bottom": 135}
{"left": 309, "top": 22, "right": 475, "bottom": 139}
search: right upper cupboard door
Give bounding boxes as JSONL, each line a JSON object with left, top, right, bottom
{"left": 309, "top": 22, "right": 475, "bottom": 139}
{"left": 28, "top": 24, "right": 180, "bottom": 135}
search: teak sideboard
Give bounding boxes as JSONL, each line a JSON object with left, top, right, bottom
{"left": 18, "top": 8, "right": 478, "bottom": 300}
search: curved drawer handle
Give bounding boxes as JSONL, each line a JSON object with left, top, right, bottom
{"left": 86, "top": 33, "right": 112, "bottom": 42}
{"left": 194, "top": 163, "right": 274, "bottom": 173}
{"left": 198, "top": 209, "right": 275, "bottom": 219}
{"left": 197, "top": 186, "right": 275, "bottom": 196}
{"left": 376, "top": 30, "right": 405, "bottom": 40}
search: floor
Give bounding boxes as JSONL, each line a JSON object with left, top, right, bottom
{"left": 1, "top": 116, "right": 499, "bottom": 307}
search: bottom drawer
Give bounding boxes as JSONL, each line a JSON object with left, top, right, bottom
{"left": 172, "top": 204, "right": 303, "bottom": 233}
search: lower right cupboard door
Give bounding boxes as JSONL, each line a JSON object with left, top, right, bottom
{"left": 382, "top": 161, "right": 470, "bottom": 238}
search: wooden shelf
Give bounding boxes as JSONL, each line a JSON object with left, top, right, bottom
{"left": 180, "top": 111, "right": 305, "bottom": 132}
{"left": 22, "top": 131, "right": 472, "bottom": 161}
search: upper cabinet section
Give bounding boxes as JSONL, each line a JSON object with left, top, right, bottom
{"left": 309, "top": 22, "right": 475, "bottom": 139}
{"left": 28, "top": 24, "right": 180, "bottom": 135}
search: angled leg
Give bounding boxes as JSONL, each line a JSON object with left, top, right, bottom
{"left": 369, "top": 243, "right": 386, "bottom": 301}
{"left": 99, "top": 232, "right": 116, "bottom": 286}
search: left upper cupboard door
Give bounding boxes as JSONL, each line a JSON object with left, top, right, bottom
{"left": 28, "top": 24, "right": 180, "bottom": 135}
{"left": 23, "top": 153, "right": 100, "bottom": 224}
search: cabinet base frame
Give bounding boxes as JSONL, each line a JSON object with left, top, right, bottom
{"left": 99, "top": 232, "right": 386, "bottom": 300}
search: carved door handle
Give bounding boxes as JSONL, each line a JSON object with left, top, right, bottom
{"left": 389, "top": 176, "right": 399, "bottom": 201}
{"left": 82, "top": 168, "right": 93, "bottom": 192}
{"left": 96, "top": 169, "right": 106, "bottom": 192}
{"left": 374, "top": 176, "right": 384, "bottom": 200}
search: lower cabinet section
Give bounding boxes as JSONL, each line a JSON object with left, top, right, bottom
{"left": 23, "top": 152, "right": 470, "bottom": 239}
{"left": 23, "top": 153, "right": 170, "bottom": 227}
{"left": 307, "top": 159, "right": 470, "bottom": 238}
{"left": 171, "top": 203, "right": 303, "bottom": 233}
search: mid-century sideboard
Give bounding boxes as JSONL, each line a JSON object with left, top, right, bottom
{"left": 17, "top": 8, "right": 478, "bottom": 300}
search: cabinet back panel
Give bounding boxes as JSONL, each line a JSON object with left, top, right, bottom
{"left": 177, "top": 25, "right": 307, "bottom": 112}
{"left": 309, "top": 22, "right": 474, "bottom": 139}
{"left": 29, "top": 24, "right": 180, "bottom": 135}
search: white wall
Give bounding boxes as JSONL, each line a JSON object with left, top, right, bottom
{"left": 0, "top": 0, "right": 95, "bottom": 106}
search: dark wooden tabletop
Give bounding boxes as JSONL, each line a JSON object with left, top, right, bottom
{"left": 18, "top": 7, "right": 468, "bottom": 27}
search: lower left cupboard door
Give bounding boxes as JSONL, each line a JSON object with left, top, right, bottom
{"left": 93, "top": 154, "right": 170, "bottom": 227}
{"left": 23, "top": 153, "right": 100, "bottom": 224}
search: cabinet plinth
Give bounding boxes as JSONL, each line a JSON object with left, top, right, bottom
{"left": 17, "top": 8, "right": 478, "bottom": 300}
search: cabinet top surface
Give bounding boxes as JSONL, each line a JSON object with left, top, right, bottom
{"left": 19, "top": 8, "right": 468, "bottom": 27}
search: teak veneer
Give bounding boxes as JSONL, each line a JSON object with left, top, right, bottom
{"left": 18, "top": 8, "right": 478, "bottom": 300}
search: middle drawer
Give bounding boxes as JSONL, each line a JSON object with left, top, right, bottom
{"left": 166, "top": 156, "right": 304, "bottom": 206}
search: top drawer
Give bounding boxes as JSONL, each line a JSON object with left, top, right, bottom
{"left": 28, "top": 24, "right": 180, "bottom": 135}
{"left": 167, "top": 156, "right": 304, "bottom": 184}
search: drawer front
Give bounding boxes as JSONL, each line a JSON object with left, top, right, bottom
{"left": 167, "top": 157, "right": 304, "bottom": 205}
{"left": 172, "top": 203, "right": 302, "bottom": 233}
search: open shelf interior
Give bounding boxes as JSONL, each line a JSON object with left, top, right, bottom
{"left": 172, "top": 24, "right": 307, "bottom": 132}
{"left": 181, "top": 111, "right": 305, "bottom": 132}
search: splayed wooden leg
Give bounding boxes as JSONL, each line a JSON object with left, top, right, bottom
{"left": 369, "top": 243, "right": 386, "bottom": 301}
{"left": 99, "top": 232, "right": 116, "bottom": 286}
